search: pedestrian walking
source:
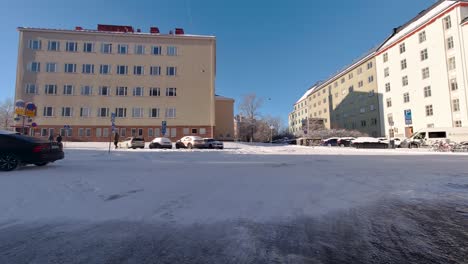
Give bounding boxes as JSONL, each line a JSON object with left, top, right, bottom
{"left": 114, "top": 132, "right": 120, "bottom": 149}
{"left": 48, "top": 134, "right": 54, "bottom": 142}
{"left": 56, "top": 134, "right": 62, "bottom": 143}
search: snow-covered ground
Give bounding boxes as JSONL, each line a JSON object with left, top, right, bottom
{"left": 1, "top": 142, "right": 467, "bottom": 263}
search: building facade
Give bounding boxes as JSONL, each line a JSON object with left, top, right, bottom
{"left": 288, "top": 84, "right": 317, "bottom": 136}
{"left": 376, "top": 0, "right": 468, "bottom": 138}
{"left": 15, "top": 25, "right": 225, "bottom": 141}
{"left": 214, "top": 96, "right": 234, "bottom": 141}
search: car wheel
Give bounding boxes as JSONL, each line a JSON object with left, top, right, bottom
{"left": 340, "top": 144, "right": 345, "bottom": 147}
{"left": 187, "top": 143, "right": 193, "bottom": 149}
{"left": 34, "top": 162, "right": 49, "bottom": 167}
{"left": 0, "top": 153, "right": 20, "bottom": 171}
{"left": 176, "top": 144, "right": 180, "bottom": 149}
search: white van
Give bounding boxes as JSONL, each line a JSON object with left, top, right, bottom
{"left": 401, "top": 127, "right": 468, "bottom": 148}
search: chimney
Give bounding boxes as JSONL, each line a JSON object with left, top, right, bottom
{"left": 75, "top": 26, "right": 83, "bottom": 30}
{"left": 175, "top": 28, "right": 184, "bottom": 35}
{"left": 150, "top": 27, "right": 160, "bottom": 34}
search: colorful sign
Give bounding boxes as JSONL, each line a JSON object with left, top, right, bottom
{"left": 404, "top": 109, "right": 412, "bottom": 125}
{"left": 15, "top": 100, "right": 25, "bottom": 115}
{"left": 25, "top": 102, "right": 37, "bottom": 117}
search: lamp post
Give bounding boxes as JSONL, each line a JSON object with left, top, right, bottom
{"left": 270, "top": 125, "right": 274, "bottom": 143}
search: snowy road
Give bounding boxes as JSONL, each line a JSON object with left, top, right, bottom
{"left": 0, "top": 143, "right": 467, "bottom": 263}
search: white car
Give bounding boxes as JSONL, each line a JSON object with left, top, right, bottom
{"left": 203, "top": 138, "right": 224, "bottom": 149}
{"left": 149, "top": 137, "right": 172, "bottom": 149}
{"left": 175, "top": 136, "right": 206, "bottom": 149}
{"left": 118, "top": 137, "right": 145, "bottom": 149}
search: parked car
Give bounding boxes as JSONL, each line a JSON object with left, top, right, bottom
{"left": 0, "top": 131, "right": 64, "bottom": 171}
{"left": 203, "top": 138, "right": 224, "bottom": 149}
{"left": 321, "top": 137, "right": 339, "bottom": 146}
{"left": 175, "top": 136, "right": 206, "bottom": 149}
{"left": 118, "top": 137, "right": 145, "bottom": 149}
{"left": 378, "top": 137, "right": 403, "bottom": 148}
{"left": 351, "top": 137, "right": 388, "bottom": 149}
{"left": 401, "top": 127, "right": 468, "bottom": 148}
{"left": 337, "top": 137, "right": 355, "bottom": 147}
{"left": 149, "top": 137, "right": 172, "bottom": 149}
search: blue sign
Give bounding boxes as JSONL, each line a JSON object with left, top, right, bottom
{"left": 64, "top": 125, "right": 71, "bottom": 130}
{"left": 161, "top": 121, "right": 167, "bottom": 136}
{"left": 404, "top": 109, "right": 412, "bottom": 125}
{"left": 111, "top": 113, "right": 116, "bottom": 123}
{"left": 111, "top": 125, "right": 116, "bottom": 132}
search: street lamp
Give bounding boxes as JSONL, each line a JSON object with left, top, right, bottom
{"left": 270, "top": 125, "right": 275, "bottom": 143}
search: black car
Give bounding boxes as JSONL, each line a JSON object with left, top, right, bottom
{"left": 0, "top": 132, "right": 64, "bottom": 171}
{"left": 321, "top": 138, "right": 339, "bottom": 146}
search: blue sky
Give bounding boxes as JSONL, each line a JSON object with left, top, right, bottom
{"left": 0, "top": 0, "right": 435, "bottom": 125}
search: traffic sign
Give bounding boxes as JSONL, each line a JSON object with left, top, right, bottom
{"left": 404, "top": 109, "right": 412, "bottom": 125}
{"left": 111, "top": 113, "right": 116, "bottom": 123}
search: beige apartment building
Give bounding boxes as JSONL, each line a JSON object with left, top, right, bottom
{"left": 290, "top": 49, "right": 384, "bottom": 137}
{"left": 15, "top": 25, "right": 233, "bottom": 141}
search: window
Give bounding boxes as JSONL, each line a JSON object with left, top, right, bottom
{"left": 361, "top": 120, "right": 367, "bottom": 127}
{"left": 191, "top": 128, "right": 198, "bottom": 134}
{"left": 135, "top": 45, "right": 145, "bottom": 55}
{"left": 101, "top": 43, "right": 112, "bottom": 53}
{"left": 100, "top": 64, "right": 111, "bottom": 75}
{"left": 166, "top": 66, "right": 177, "bottom": 76}
{"left": 200, "top": 128, "right": 206, "bottom": 135}
{"left": 80, "top": 107, "right": 90, "bottom": 117}
{"left": 403, "top": 92, "right": 410, "bottom": 103}
{"left": 63, "top": 85, "right": 74, "bottom": 95}
{"left": 82, "top": 64, "right": 95, "bottom": 74}
{"left": 370, "top": 104, "right": 375, "bottom": 111}
{"left": 148, "top": 128, "right": 154, "bottom": 137}
{"left": 369, "top": 90, "right": 375, "bottom": 97}
{"left": 420, "top": 49, "right": 428, "bottom": 61}
{"left": 151, "top": 46, "right": 162, "bottom": 55}
{"left": 149, "top": 108, "right": 160, "bottom": 118}
{"left": 98, "top": 107, "right": 109, "bottom": 117}
{"left": 116, "top": 86, "right": 128, "bottom": 96}
{"left": 368, "top": 75, "right": 374, "bottom": 83}
{"left": 450, "top": 78, "right": 458, "bottom": 91}
{"left": 401, "top": 59, "right": 407, "bottom": 70}
{"left": 99, "top": 86, "right": 110, "bottom": 96}
{"left": 386, "top": 98, "right": 392, "bottom": 108}
{"left": 115, "top": 108, "right": 127, "bottom": 118}
{"left": 453, "top": 99, "right": 460, "bottom": 112}
{"left": 166, "top": 87, "right": 177, "bottom": 96}
{"left": 425, "top": 105, "right": 433, "bottom": 116}
{"left": 44, "top": 84, "right": 57, "bottom": 95}
{"left": 150, "top": 66, "right": 161, "bottom": 76}
{"left": 183, "top": 128, "right": 189, "bottom": 135}
{"left": 134, "top": 66, "right": 144, "bottom": 75}
{"left": 455, "top": 120, "right": 462, "bottom": 127}
{"left": 385, "top": 83, "right": 391, "bottom": 92}
{"left": 424, "top": 86, "right": 431, "bottom": 97}
{"left": 447, "top": 36, "right": 454, "bottom": 50}
{"left": 358, "top": 81, "right": 363, "bottom": 87}
{"left": 62, "top": 107, "right": 73, "bottom": 117}
{"left": 360, "top": 107, "right": 366, "bottom": 113}
{"left": 29, "top": 39, "right": 41, "bottom": 50}
{"left": 40, "top": 128, "right": 48, "bottom": 137}
{"left": 149, "top": 87, "right": 160, "bottom": 96}
{"left": 387, "top": 113, "right": 394, "bottom": 124}
{"left": 132, "top": 107, "right": 143, "bottom": 118}
{"left": 334, "top": 82, "right": 338, "bottom": 87}
{"left": 83, "top": 42, "right": 94, "bottom": 52}
{"left": 66, "top": 42, "right": 78, "bottom": 52}
{"left": 116, "top": 65, "right": 128, "bottom": 75}
{"left": 170, "top": 128, "right": 177, "bottom": 138}
{"left": 422, "top": 67, "right": 430, "bottom": 79}
{"left": 348, "top": 86, "right": 354, "bottom": 93}
{"left": 348, "top": 73, "right": 353, "bottom": 79}
{"left": 64, "top": 63, "right": 76, "bottom": 73}
{"left": 419, "top": 31, "right": 426, "bottom": 43}
{"left": 166, "top": 108, "right": 176, "bottom": 118}
{"left": 43, "top": 106, "right": 54, "bottom": 117}
{"left": 371, "top": 118, "right": 377, "bottom": 126}
{"left": 167, "top": 46, "right": 178, "bottom": 56}
{"left": 120, "top": 128, "right": 126, "bottom": 137}
{"left": 341, "top": 78, "right": 345, "bottom": 84}
{"left": 383, "top": 53, "right": 388, "bottom": 62}
{"left": 400, "top": 43, "right": 406, "bottom": 54}
{"left": 96, "top": 128, "right": 102, "bottom": 137}
{"left": 367, "top": 61, "right": 373, "bottom": 69}
{"left": 25, "top": 84, "right": 37, "bottom": 94}
{"left": 48, "top": 40, "right": 60, "bottom": 51}
{"left": 118, "top": 44, "right": 128, "bottom": 54}
{"left": 28, "top": 62, "right": 40, "bottom": 72}
{"left": 46, "top": 63, "right": 57, "bottom": 73}
{"left": 133, "top": 87, "right": 144, "bottom": 96}
{"left": 427, "top": 124, "right": 434, "bottom": 128}
{"left": 444, "top": 16, "right": 452, "bottom": 30}
{"left": 384, "top": 67, "right": 389, "bottom": 77}
{"left": 81, "top": 86, "right": 92, "bottom": 96}
{"left": 78, "top": 128, "right": 84, "bottom": 137}
{"left": 402, "top": 76, "right": 408, "bottom": 86}
{"left": 448, "top": 57, "right": 456, "bottom": 70}
{"left": 86, "top": 128, "right": 92, "bottom": 137}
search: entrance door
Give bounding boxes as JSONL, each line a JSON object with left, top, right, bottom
{"left": 405, "top": 126, "right": 413, "bottom": 138}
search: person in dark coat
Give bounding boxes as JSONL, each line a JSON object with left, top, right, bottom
{"left": 56, "top": 134, "right": 63, "bottom": 143}
{"left": 114, "top": 132, "right": 120, "bottom": 149}
{"left": 48, "top": 134, "right": 54, "bottom": 142}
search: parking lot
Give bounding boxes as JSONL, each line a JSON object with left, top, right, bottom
{"left": 1, "top": 142, "right": 468, "bottom": 263}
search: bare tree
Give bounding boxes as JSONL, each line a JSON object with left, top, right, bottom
{"left": 238, "top": 94, "right": 264, "bottom": 142}
{"left": 0, "top": 98, "right": 14, "bottom": 131}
